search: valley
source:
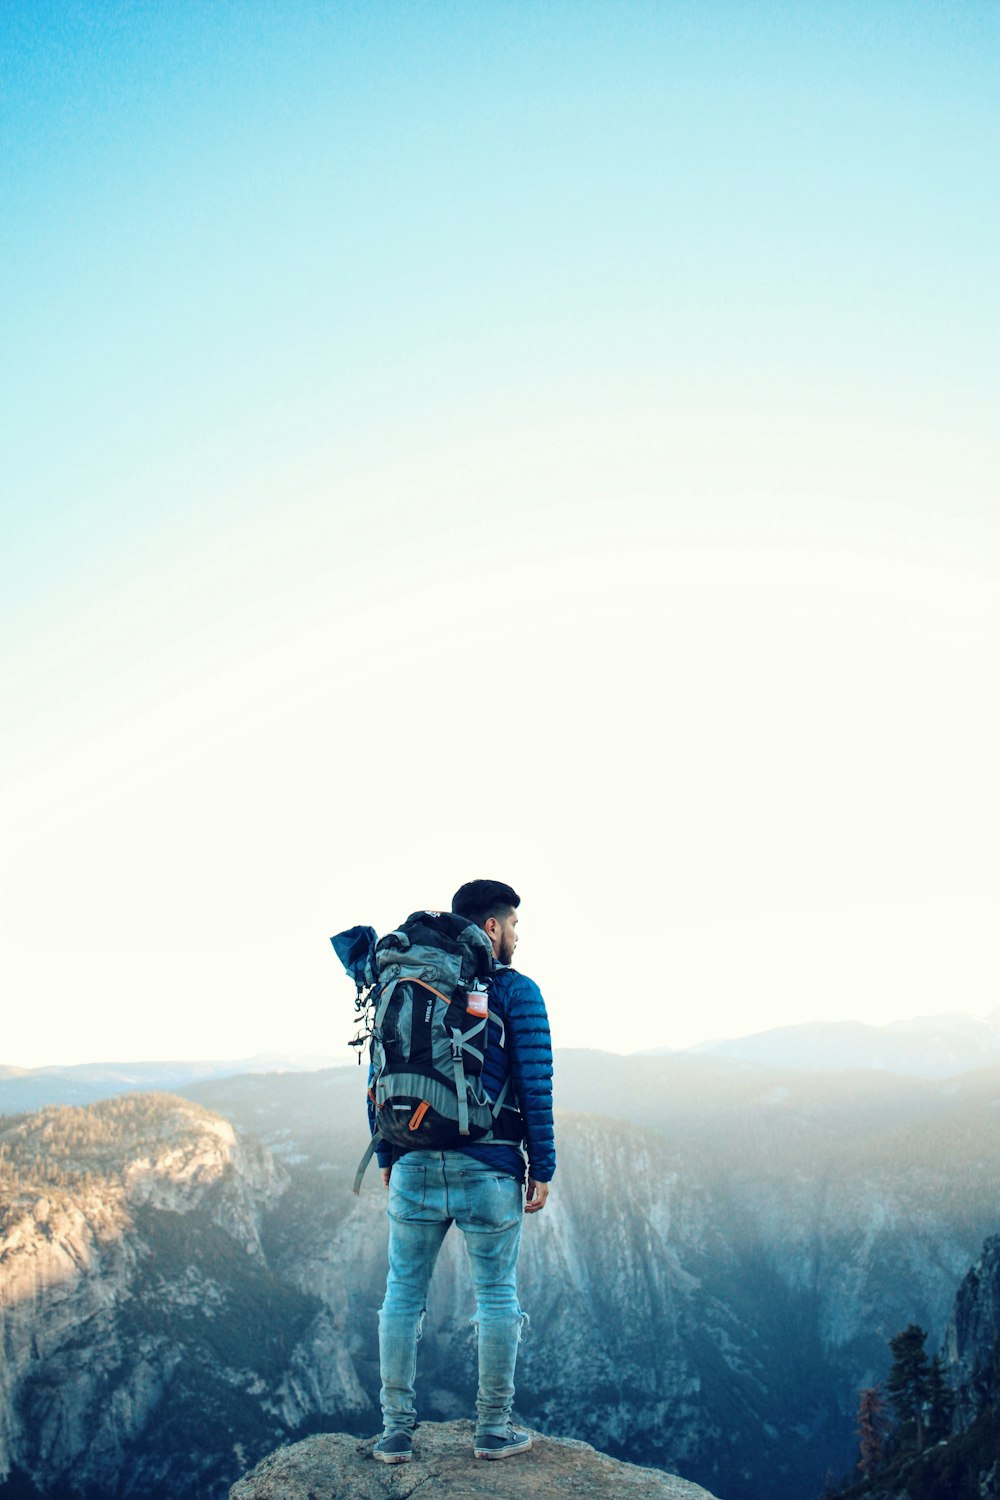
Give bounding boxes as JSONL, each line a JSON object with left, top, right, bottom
{"left": 2, "top": 1053, "right": 999, "bottom": 1499}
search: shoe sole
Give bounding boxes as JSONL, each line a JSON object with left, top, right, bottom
{"left": 373, "top": 1449, "right": 412, "bottom": 1464}
{"left": 474, "top": 1437, "right": 533, "bottom": 1460}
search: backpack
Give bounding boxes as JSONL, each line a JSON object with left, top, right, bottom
{"left": 331, "top": 911, "right": 522, "bottom": 1192}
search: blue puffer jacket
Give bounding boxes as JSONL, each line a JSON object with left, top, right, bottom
{"left": 371, "top": 966, "right": 556, "bottom": 1185}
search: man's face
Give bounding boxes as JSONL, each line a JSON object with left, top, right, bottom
{"left": 487, "top": 908, "right": 519, "bottom": 967}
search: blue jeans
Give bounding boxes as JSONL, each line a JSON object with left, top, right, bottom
{"left": 378, "top": 1150, "right": 526, "bottom": 1439}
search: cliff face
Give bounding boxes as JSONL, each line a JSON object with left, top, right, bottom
{"left": 191, "top": 1058, "right": 1000, "bottom": 1500}
{"left": 913, "top": 1235, "right": 1000, "bottom": 1498}
{"left": 0, "top": 1095, "right": 369, "bottom": 1499}
{"left": 0, "top": 1090, "right": 787, "bottom": 1500}
{"left": 946, "top": 1233, "right": 1000, "bottom": 1417}
{"left": 831, "top": 1235, "right": 1000, "bottom": 1500}
{"left": 7, "top": 1055, "right": 1000, "bottom": 1500}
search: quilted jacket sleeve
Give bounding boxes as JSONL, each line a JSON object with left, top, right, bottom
{"left": 504, "top": 971, "right": 556, "bottom": 1182}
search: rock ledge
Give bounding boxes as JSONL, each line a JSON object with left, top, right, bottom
{"left": 229, "top": 1420, "right": 722, "bottom": 1499}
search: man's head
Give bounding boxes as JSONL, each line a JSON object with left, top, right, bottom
{"left": 451, "top": 879, "right": 520, "bottom": 966}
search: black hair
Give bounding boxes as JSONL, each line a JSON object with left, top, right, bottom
{"left": 451, "top": 879, "right": 520, "bottom": 929}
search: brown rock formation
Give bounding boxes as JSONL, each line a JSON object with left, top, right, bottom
{"left": 229, "top": 1420, "right": 722, "bottom": 1499}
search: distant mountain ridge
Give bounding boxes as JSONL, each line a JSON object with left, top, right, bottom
{"left": 690, "top": 1009, "right": 1000, "bottom": 1077}
{"left": 0, "top": 1055, "right": 342, "bottom": 1114}
{"left": 5, "top": 1009, "right": 1000, "bottom": 1118}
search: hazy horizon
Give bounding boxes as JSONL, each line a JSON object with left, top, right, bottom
{"left": 2, "top": 2, "right": 997, "bottom": 1069}
{"left": 6, "top": 1002, "right": 1000, "bottom": 1075}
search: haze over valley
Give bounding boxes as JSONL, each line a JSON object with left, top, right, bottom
{"left": 4, "top": 1038, "right": 1000, "bottom": 1499}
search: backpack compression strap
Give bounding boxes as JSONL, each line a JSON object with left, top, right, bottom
{"left": 450, "top": 1012, "right": 488, "bottom": 1135}
{"left": 353, "top": 1130, "right": 383, "bottom": 1195}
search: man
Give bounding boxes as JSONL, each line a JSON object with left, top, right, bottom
{"left": 372, "top": 879, "right": 556, "bottom": 1465}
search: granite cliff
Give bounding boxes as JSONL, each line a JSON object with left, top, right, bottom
{"left": 833, "top": 1234, "right": 1000, "bottom": 1499}
{"left": 5, "top": 1054, "right": 1000, "bottom": 1500}
{"left": 0, "top": 1095, "right": 366, "bottom": 1499}
{"left": 189, "top": 1056, "right": 1000, "bottom": 1500}
{"left": 947, "top": 1233, "right": 1000, "bottom": 1419}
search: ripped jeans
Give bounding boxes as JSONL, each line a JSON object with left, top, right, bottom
{"left": 378, "top": 1150, "right": 526, "bottom": 1439}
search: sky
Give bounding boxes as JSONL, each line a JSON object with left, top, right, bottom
{"left": 1, "top": 1, "right": 997, "bottom": 1069}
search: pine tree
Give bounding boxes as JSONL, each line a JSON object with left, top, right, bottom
{"left": 887, "top": 1323, "right": 931, "bottom": 1453}
{"left": 856, "top": 1384, "right": 888, "bottom": 1477}
{"left": 926, "top": 1353, "right": 955, "bottom": 1442}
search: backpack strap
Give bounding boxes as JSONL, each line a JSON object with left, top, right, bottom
{"left": 489, "top": 1075, "right": 511, "bottom": 1118}
{"left": 477, "top": 1078, "right": 519, "bottom": 1147}
{"left": 451, "top": 1030, "right": 470, "bottom": 1135}
{"left": 374, "top": 976, "right": 400, "bottom": 1026}
{"left": 449, "top": 1012, "right": 489, "bottom": 1135}
{"left": 353, "top": 1129, "right": 383, "bottom": 1195}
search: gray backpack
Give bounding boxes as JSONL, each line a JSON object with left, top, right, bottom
{"left": 333, "top": 911, "right": 521, "bottom": 1192}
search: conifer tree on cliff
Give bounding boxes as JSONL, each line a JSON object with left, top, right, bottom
{"left": 925, "top": 1352, "right": 955, "bottom": 1442}
{"left": 856, "top": 1385, "right": 888, "bottom": 1477}
{"left": 887, "top": 1323, "right": 931, "bottom": 1453}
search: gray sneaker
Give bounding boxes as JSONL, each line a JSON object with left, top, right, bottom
{"left": 373, "top": 1431, "right": 412, "bottom": 1464}
{"left": 474, "top": 1425, "right": 533, "bottom": 1460}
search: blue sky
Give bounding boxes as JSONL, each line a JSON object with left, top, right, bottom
{"left": 2, "top": 1, "right": 997, "bottom": 1066}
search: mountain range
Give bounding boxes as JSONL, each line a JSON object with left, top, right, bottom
{"left": 5, "top": 1010, "right": 998, "bottom": 1122}
{"left": 692, "top": 1010, "right": 1000, "bottom": 1078}
{"left": 3, "top": 1048, "right": 1000, "bottom": 1499}
{"left": 0, "top": 1056, "right": 340, "bottom": 1114}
